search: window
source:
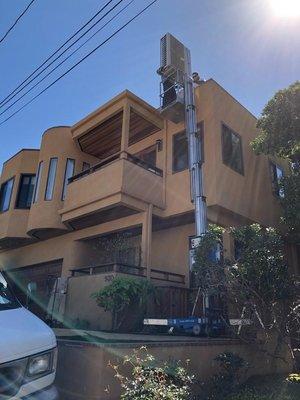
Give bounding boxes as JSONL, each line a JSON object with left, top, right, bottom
{"left": 172, "top": 122, "right": 204, "bottom": 173}
{"left": 62, "top": 159, "right": 75, "bottom": 200}
{"left": 16, "top": 174, "right": 36, "bottom": 209}
{"left": 45, "top": 158, "right": 58, "bottom": 200}
{"left": 0, "top": 178, "right": 14, "bottom": 212}
{"left": 33, "top": 161, "right": 43, "bottom": 203}
{"left": 221, "top": 124, "right": 244, "bottom": 174}
{"left": 173, "top": 131, "right": 188, "bottom": 173}
{"left": 135, "top": 145, "right": 156, "bottom": 167}
{"left": 270, "top": 162, "right": 284, "bottom": 198}
{"left": 82, "top": 162, "right": 90, "bottom": 172}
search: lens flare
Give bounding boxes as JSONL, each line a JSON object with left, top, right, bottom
{"left": 270, "top": 0, "right": 300, "bottom": 18}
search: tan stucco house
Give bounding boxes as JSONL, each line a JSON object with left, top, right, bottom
{"left": 0, "top": 79, "right": 298, "bottom": 326}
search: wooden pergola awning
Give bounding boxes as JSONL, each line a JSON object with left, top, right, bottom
{"left": 71, "top": 90, "right": 164, "bottom": 159}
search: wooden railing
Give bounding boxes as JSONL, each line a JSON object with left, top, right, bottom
{"left": 69, "top": 151, "right": 163, "bottom": 184}
{"left": 70, "top": 263, "right": 185, "bottom": 285}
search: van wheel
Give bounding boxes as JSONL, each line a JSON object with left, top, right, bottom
{"left": 192, "top": 324, "right": 201, "bottom": 336}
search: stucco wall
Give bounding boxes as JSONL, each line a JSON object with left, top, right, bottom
{"left": 56, "top": 338, "right": 292, "bottom": 400}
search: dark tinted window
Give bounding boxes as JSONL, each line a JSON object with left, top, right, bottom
{"left": 173, "top": 122, "right": 204, "bottom": 173}
{"left": 0, "top": 178, "right": 14, "bottom": 212}
{"left": 16, "top": 174, "right": 36, "bottom": 209}
{"left": 62, "top": 159, "right": 75, "bottom": 200}
{"left": 45, "top": 158, "right": 58, "bottom": 200}
{"left": 221, "top": 124, "right": 244, "bottom": 174}
{"left": 173, "top": 131, "right": 188, "bottom": 172}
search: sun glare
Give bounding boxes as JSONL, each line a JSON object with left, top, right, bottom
{"left": 270, "top": 0, "right": 300, "bottom": 18}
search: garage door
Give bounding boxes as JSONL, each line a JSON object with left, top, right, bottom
{"left": 7, "top": 260, "right": 62, "bottom": 321}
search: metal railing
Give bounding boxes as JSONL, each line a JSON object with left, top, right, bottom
{"left": 70, "top": 263, "right": 146, "bottom": 277}
{"left": 69, "top": 151, "right": 163, "bottom": 184}
{"left": 70, "top": 263, "right": 185, "bottom": 285}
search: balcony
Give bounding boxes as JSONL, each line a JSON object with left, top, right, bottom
{"left": 60, "top": 152, "right": 164, "bottom": 230}
{"left": 70, "top": 263, "right": 185, "bottom": 286}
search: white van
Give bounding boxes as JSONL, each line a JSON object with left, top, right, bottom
{"left": 0, "top": 271, "right": 58, "bottom": 399}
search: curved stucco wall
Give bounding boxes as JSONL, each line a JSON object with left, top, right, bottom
{"left": 0, "top": 150, "right": 39, "bottom": 246}
{"left": 27, "top": 127, "right": 98, "bottom": 239}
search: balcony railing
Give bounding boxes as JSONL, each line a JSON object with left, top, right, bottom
{"left": 70, "top": 263, "right": 185, "bottom": 285}
{"left": 69, "top": 152, "right": 163, "bottom": 184}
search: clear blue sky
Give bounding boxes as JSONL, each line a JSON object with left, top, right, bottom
{"left": 0, "top": 0, "right": 299, "bottom": 167}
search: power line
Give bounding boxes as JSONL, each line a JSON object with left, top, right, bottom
{"left": 0, "top": 0, "right": 115, "bottom": 107}
{"left": 0, "top": 0, "right": 158, "bottom": 127}
{"left": 0, "top": 0, "right": 128, "bottom": 115}
{"left": 0, "top": 0, "right": 37, "bottom": 45}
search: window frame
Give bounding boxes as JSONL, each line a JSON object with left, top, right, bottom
{"left": 62, "top": 158, "right": 75, "bottom": 201}
{"left": 221, "top": 122, "right": 244, "bottom": 175}
{"left": 44, "top": 158, "right": 58, "bottom": 201}
{"left": 0, "top": 177, "right": 15, "bottom": 213}
{"left": 15, "top": 173, "right": 36, "bottom": 209}
{"left": 33, "top": 161, "right": 43, "bottom": 204}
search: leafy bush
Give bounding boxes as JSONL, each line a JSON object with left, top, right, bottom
{"left": 226, "top": 388, "right": 270, "bottom": 400}
{"left": 91, "top": 276, "right": 155, "bottom": 331}
{"left": 200, "top": 352, "right": 249, "bottom": 400}
{"left": 109, "top": 347, "right": 194, "bottom": 400}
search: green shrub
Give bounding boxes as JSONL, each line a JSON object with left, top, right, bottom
{"left": 226, "top": 388, "right": 269, "bottom": 400}
{"left": 91, "top": 276, "right": 155, "bottom": 331}
{"left": 201, "top": 352, "right": 249, "bottom": 400}
{"left": 110, "top": 347, "right": 194, "bottom": 400}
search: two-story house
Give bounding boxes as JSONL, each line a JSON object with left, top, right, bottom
{"left": 0, "top": 79, "right": 297, "bottom": 325}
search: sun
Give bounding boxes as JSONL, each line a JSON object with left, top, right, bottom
{"left": 270, "top": 0, "right": 300, "bottom": 18}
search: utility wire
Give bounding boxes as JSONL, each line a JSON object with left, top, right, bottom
{"left": 0, "top": 0, "right": 128, "bottom": 115}
{"left": 0, "top": 0, "right": 158, "bottom": 127}
{"left": 0, "top": 0, "right": 115, "bottom": 107}
{"left": 0, "top": 0, "right": 37, "bottom": 45}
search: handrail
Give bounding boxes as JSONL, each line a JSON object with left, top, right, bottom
{"left": 69, "top": 152, "right": 121, "bottom": 183}
{"left": 70, "top": 263, "right": 146, "bottom": 277}
{"left": 70, "top": 263, "right": 185, "bottom": 285}
{"left": 69, "top": 151, "right": 163, "bottom": 183}
{"left": 150, "top": 268, "right": 185, "bottom": 284}
{"left": 126, "top": 153, "right": 163, "bottom": 176}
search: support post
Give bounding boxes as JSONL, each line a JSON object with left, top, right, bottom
{"left": 120, "top": 102, "right": 130, "bottom": 157}
{"left": 141, "top": 204, "right": 153, "bottom": 279}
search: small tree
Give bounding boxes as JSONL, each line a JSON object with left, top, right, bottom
{"left": 109, "top": 346, "right": 194, "bottom": 400}
{"left": 251, "top": 81, "right": 300, "bottom": 239}
{"left": 252, "top": 81, "right": 300, "bottom": 165}
{"left": 91, "top": 276, "right": 155, "bottom": 331}
{"left": 193, "top": 224, "right": 299, "bottom": 368}
{"left": 279, "top": 173, "right": 300, "bottom": 238}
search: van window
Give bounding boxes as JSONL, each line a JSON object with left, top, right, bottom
{"left": 0, "top": 272, "right": 20, "bottom": 311}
